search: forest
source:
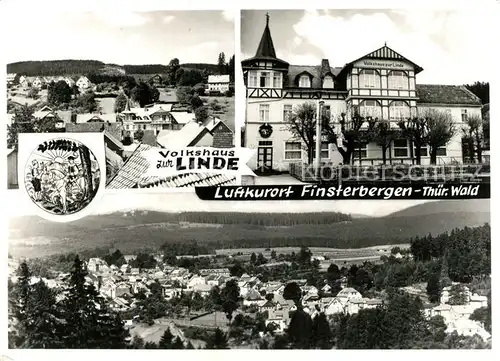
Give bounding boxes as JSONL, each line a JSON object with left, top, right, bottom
{"left": 7, "top": 60, "right": 222, "bottom": 77}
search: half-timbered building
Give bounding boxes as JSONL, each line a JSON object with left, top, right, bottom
{"left": 242, "top": 15, "right": 484, "bottom": 173}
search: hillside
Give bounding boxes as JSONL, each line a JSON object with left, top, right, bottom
{"left": 7, "top": 60, "right": 221, "bottom": 77}
{"left": 8, "top": 200, "right": 490, "bottom": 259}
{"left": 388, "top": 199, "right": 489, "bottom": 218}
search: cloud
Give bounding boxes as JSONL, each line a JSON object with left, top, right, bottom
{"left": 287, "top": 9, "right": 494, "bottom": 84}
{"left": 222, "top": 10, "right": 234, "bottom": 22}
{"left": 162, "top": 15, "right": 175, "bottom": 24}
{"left": 96, "top": 11, "right": 151, "bottom": 27}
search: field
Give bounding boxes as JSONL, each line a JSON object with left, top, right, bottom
{"left": 8, "top": 199, "right": 490, "bottom": 259}
{"left": 97, "top": 97, "right": 116, "bottom": 114}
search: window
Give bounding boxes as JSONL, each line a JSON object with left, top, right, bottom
{"left": 285, "top": 142, "right": 302, "bottom": 160}
{"left": 283, "top": 104, "right": 293, "bottom": 122}
{"left": 260, "top": 72, "right": 271, "bottom": 87}
{"left": 323, "top": 76, "right": 334, "bottom": 89}
{"left": 388, "top": 70, "right": 408, "bottom": 90}
{"left": 353, "top": 141, "right": 367, "bottom": 159}
{"left": 389, "top": 101, "right": 410, "bottom": 120}
{"left": 273, "top": 72, "right": 282, "bottom": 88}
{"left": 461, "top": 109, "right": 468, "bottom": 122}
{"left": 322, "top": 105, "right": 331, "bottom": 122}
{"left": 436, "top": 146, "right": 447, "bottom": 156}
{"left": 359, "top": 69, "right": 379, "bottom": 88}
{"left": 299, "top": 75, "right": 311, "bottom": 88}
{"left": 393, "top": 139, "right": 409, "bottom": 157}
{"left": 259, "top": 104, "right": 270, "bottom": 122}
{"left": 313, "top": 142, "right": 329, "bottom": 159}
{"left": 259, "top": 141, "right": 273, "bottom": 146}
{"left": 360, "top": 100, "right": 382, "bottom": 118}
{"left": 414, "top": 145, "right": 428, "bottom": 157}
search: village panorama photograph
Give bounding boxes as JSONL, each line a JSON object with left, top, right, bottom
{"left": 6, "top": 10, "right": 236, "bottom": 190}
{"left": 7, "top": 190, "right": 491, "bottom": 349}
{"left": 240, "top": 9, "right": 491, "bottom": 186}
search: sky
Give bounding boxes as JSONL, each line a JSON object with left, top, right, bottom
{"left": 241, "top": 9, "right": 495, "bottom": 85}
{"left": 4, "top": 10, "right": 235, "bottom": 65}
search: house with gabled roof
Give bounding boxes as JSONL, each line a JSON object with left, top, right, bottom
{"left": 242, "top": 14, "right": 485, "bottom": 173}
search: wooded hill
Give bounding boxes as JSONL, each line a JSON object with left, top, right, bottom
{"left": 7, "top": 60, "right": 221, "bottom": 77}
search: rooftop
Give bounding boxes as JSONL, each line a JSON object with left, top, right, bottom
{"left": 416, "top": 84, "right": 482, "bottom": 105}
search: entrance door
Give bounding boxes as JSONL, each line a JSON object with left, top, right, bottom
{"left": 257, "top": 146, "right": 273, "bottom": 173}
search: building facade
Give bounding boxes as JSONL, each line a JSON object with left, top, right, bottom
{"left": 242, "top": 16, "right": 484, "bottom": 173}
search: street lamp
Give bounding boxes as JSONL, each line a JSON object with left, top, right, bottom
{"left": 315, "top": 100, "right": 325, "bottom": 179}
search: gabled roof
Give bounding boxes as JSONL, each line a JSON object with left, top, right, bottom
{"left": 339, "top": 44, "right": 423, "bottom": 77}
{"left": 416, "top": 84, "right": 482, "bottom": 105}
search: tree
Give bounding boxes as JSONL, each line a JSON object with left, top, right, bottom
{"left": 191, "top": 93, "right": 204, "bottom": 110}
{"left": 285, "top": 102, "right": 317, "bottom": 164}
{"left": 28, "top": 87, "right": 39, "bottom": 99}
{"left": 311, "top": 313, "right": 333, "bottom": 349}
{"left": 144, "top": 341, "right": 157, "bottom": 349}
{"left": 366, "top": 118, "right": 398, "bottom": 164}
{"left": 283, "top": 282, "right": 302, "bottom": 307}
{"left": 464, "top": 81, "right": 489, "bottom": 104}
{"left": 176, "top": 86, "right": 194, "bottom": 105}
{"left": 48, "top": 80, "right": 72, "bottom": 106}
{"left": 172, "top": 336, "right": 184, "bottom": 349}
{"left": 134, "top": 129, "right": 145, "bottom": 142}
{"left": 428, "top": 315, "right": 447, "bottom": 343}
{"left": 462, "top": 114, "right": 485, "bottom": 163}
{"left": 250, "top": 252, "right": 257, "bottom": 265}
{"left": 177, "top": 69, "right": 204, "bottom": 87}
{"left": 287, "top": 309, "right": 313, "bottom": 348}
{"left": 217, "top": 52, "right": 226, "bottom": 74}
{"left": 175, "top": 68, "right": 185, "bottom": 84}
{"left": 220, "top": 280, "right": 240, "bottom": 323}
{"left": 167, "top": 58, "right": 180, "bottom": 86}
{"left": 73, "top": 91, "right": 99, "bottom": 113}
{"left": 60, "top": 256, "right": 129, "bottom": 348}
{"left": 114, "top": 92, "right": 128, "bottom": 113}
{"left": 448, "top": 284, "right": 468, "bottom": 305}
{"left": 423, "top": 109, "right": 456, "bottom": 164}
{"left": 398, "top": 117, "right": 429, "bottom": 165}
{"left": 21, "top": 280, "right": 63, "bottom": 348}
{"left": 322, "top": 107, "right": 368, "bottom": 165}
{"left": 158, "top": 328, "right": 174, "bottom": 349}
{"left": 426, "top": 270, "right": 441, "bottom": 303}
{"left": 193, "top": 83, "right": 206, "bottom": 96}
{"left": 130, "top": 82, "right": 159, "bottom": 107}
{"left": 130, "top": 335, "right": 145, "bottom": 349}
{"left": 185, "top": 341, "right": 195, "bottom": 349}
{"left": 228, "top": 55, "right": 235, "bottom": 82}
{"left": 194, "top": 105, "right": 210, "bottom": 124}
{"left": 271, "top": 250, "right": 277, "bottom": 260}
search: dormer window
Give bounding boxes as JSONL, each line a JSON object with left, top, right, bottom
{"left": 299, "top": 75, "right": 311, "bottom": 88}
{"left": 323, "top": 75, "right": 334, "bottom": 89}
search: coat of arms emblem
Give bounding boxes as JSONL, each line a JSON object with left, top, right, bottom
{"left": 24, "top": 138, "right": 101, "bottom": 215}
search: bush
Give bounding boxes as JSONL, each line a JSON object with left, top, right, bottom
{"left": 224, "top": 89, "right": 234, "bottom": 97}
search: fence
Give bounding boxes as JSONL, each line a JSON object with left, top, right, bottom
{"left": 289, "top": 162, "right": 490, "bottom": 184}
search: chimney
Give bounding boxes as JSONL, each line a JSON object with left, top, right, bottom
{"left": 321, "top": 59, "right": 330, "bottom": 76}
